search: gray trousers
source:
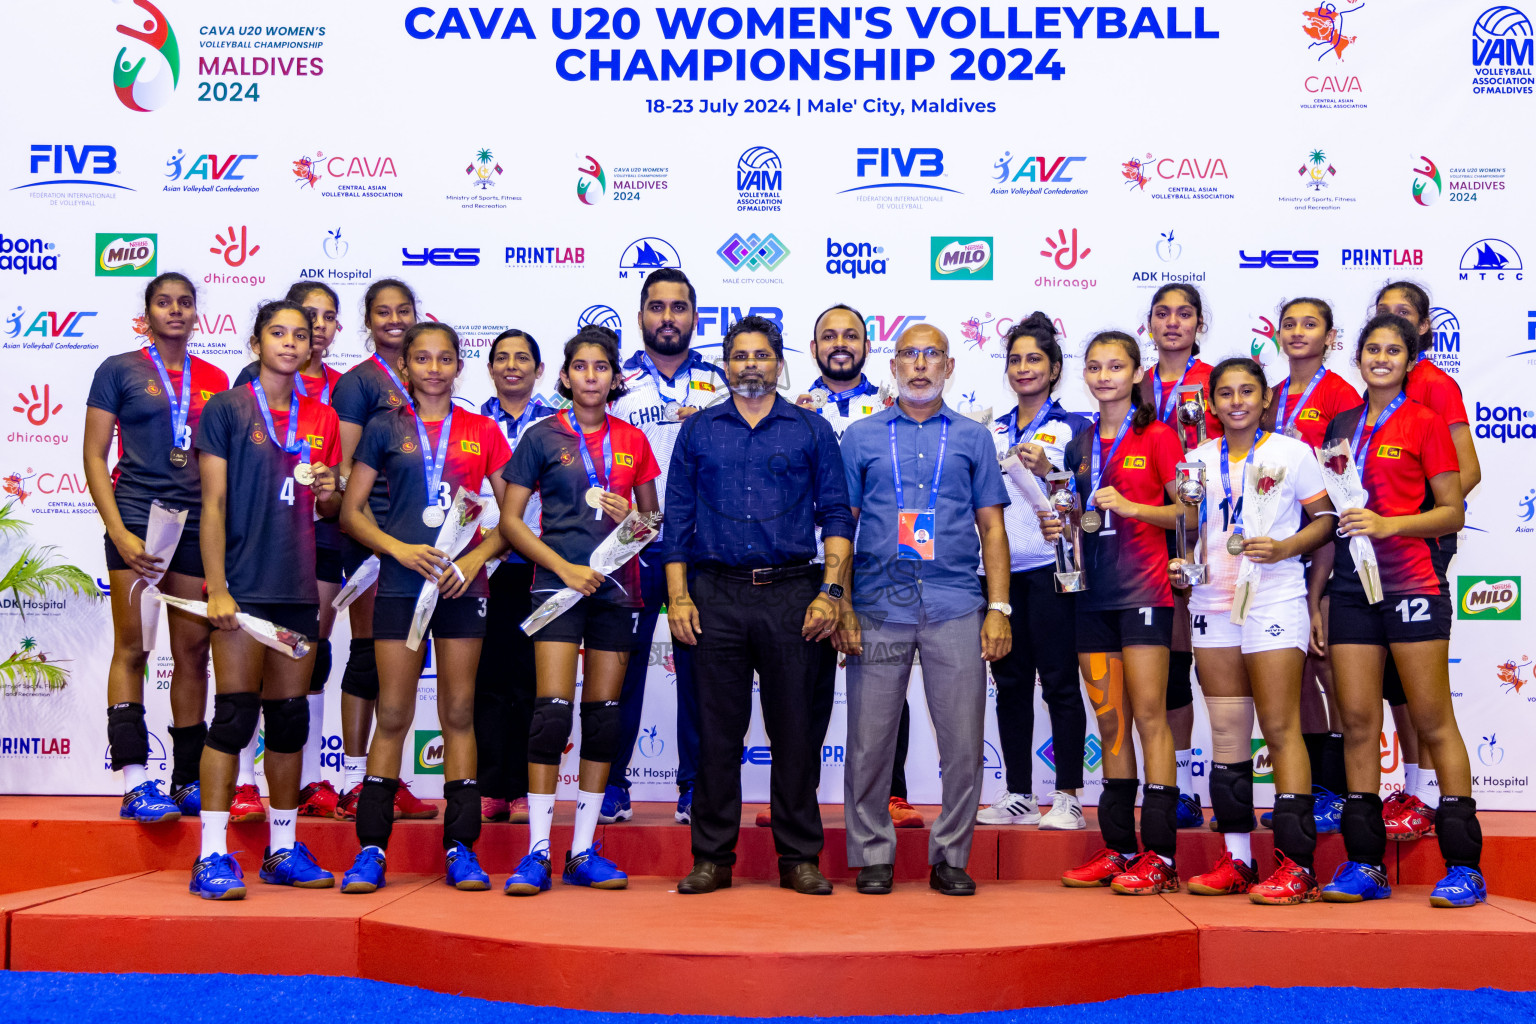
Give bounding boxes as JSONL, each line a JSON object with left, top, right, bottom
{"left": 844, "top": 609, "right": 986, "bottom": 869}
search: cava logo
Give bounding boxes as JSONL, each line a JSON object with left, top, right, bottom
{"left": 95, "top": 234, "right": 157, "bottom": 277}
{"left": 414, "top": 730, "right": 445, "bottom": 773}
{"left": 1459, "top": 576, "right": 1521, "bottom": 619}
{"left": 931, "top": 237, "right": 993, "bottom": 279}
{"left": 113, "top": 0, "right": 180, "bottom": 113}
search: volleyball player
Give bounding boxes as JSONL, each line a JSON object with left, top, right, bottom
{"left": 190, "top": 300, "right": 341, "bottom": 899}
{"left": 475, "top": 330, "right": 556, "bottom": 824}
{"left": 1138, "top": 284, "right": 1222, "bottom": 830}
{"left": 977, "top": 313, "right": 1090, "bottom": 830}
{"left": 499, "top": 328, "right": 661, "bottom": 895}
{"left": 338, "top": 323, "right": 511, "bottom": 893}
{"left": 85, "top": 272, "right": 227, "bottom": 823}
{"left": 1319, "top": 314, "right": 1483, "bottom": 908}
{"left": 1059, "top": 332, "right": 1188, "bottom": 894}
{"left": 1172, "top": 358, "right": 1335, "bottom": 903}
{"left": 332, "top": 280, "right": 438, "bottom": 822}
{"left": 1372, "top": 282, "right": 1482, "bottom": 843}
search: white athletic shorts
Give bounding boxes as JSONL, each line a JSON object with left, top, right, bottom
{"left": 1189, "top": 597, "right": 1309, "bottom": 654}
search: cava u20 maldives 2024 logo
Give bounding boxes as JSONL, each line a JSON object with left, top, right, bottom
{"left": 1413, "top": 157, "right": 1444, "bottom": 206}
{"left": 113, "top": 0, "right": 179, "bottom": 113}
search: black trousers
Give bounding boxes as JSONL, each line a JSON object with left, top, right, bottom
{"left": 987, "top": 566, "right": 1086, "bottom": 792}
{"left": 692, "top": 569, "right": 826, "bottom": 867}
{"left": 811, "top": 644, "right": 911, "bottom": 799}
{"left": 473, "top": 561, "right": 537, "bottom": 800}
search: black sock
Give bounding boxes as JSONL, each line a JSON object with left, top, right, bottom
{"left": 168, "top": 722, "right": 207, "bottom": 790}
{"left": 1318, "top": 733, "right": 1347, "bottom": 795}
{"left": 356, "top": 776, "right": 399, "bottom": 850}
{"left": 1141, "top": 784, "right": 1180, "bottom": 861}
{"left": 1436, "top": 794, "right": 1482, "bottom": 870}
{"left": 443, "top": 778, "right": 481, "bottom": 850}
{"left": 1302, "top": 732, "right": 1327, "bottom": 781}
{"left": 1271, "top": 792, "right": 1317, "bottom": 870}
{"left": 1341, "top": 791, "right": 1386, "bottom": 867}
{"left": 1099, "top": 778, "right": 1140, "bottom": 856}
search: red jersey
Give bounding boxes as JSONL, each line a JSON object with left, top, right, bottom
{"left": 1324, "top": 400, "right": 1459, "bottom": 596}
{"left": 1066, "top": 418, "right": 1185, "bottom": 611}
{"left": 1267, "top": 368, "right": 1364, "bottom": 451}
{"left": 1138, "top": 357, "right": 1222, "bottom": 451}
{"left": 1406, "top": 359, "right": 1469, "bottom": 426}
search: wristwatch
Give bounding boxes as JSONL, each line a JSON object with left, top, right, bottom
{"left": 820, "top": 582, "right": 845, "bottom": 600}
{"left": 987, "top": 602, "right": 1012, "bottom": 616}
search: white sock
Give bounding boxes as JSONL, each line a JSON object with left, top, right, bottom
{"left": 1416, "top": 768, "right": 1439, "bottom": 805}
{"left": 237, "top": 728, "right": 259, "bottom": 786}
{"left": 1402, "top": 762, "right": 1419, "bottom": 797}
{"left": 527, "top": 792, "right": 556, "bottom": 856}
{"left": 1224, "top": 832, "right": 1253, "bottom": 865}
{"left": 269, "top": 807, "right": 298, "bottom": 853}
{"left": 344, "top": 755, "right": 366, "bottom": 790}
{"left": 299, "top": 694, "right": 325, "bottom": 788}
{"left": 1175, "top": 750, "right": 1193, "bottom": 794}
{"left": 1156, "top": 853, "right": 1175, "bottom": 866}
{"left": 200, "top": 811, "right": 230, "bottom": 859}
{"left": 573, "top": 789, "right": 603, "bottom": 855}
{"left": 123, "top": 764, "right": 148, "bottom": 792}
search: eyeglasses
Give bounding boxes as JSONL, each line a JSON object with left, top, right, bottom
{"left": 895, "top": 346, "right": 946, "bottom": 363}
{"left": 728, "top": 351, "right": 775, "bottom": 363}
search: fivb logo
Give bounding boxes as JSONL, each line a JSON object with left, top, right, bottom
{"left": 843, "top": 148, "right": 958, "bottom": 193}
{"left": 1458, "top": 576, "right": 1521, "bottom": 619}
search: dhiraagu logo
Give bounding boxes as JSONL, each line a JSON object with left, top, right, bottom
{"left": 95, "top": 234, "right": 157, "bottom": 277}
{"left": 113, "top": 0, "right": 180, "bottom": 113}
{"left": 414, "top": 729, "right": 445, "bottom": 774}
{"left": 930, "top": 237, "right": 993, "bottom": 280}
{"left": 1458, "top": 576, "right": 1521, "bottom": 620}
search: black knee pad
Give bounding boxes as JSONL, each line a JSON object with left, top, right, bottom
{"left": 578, "top": 700, "right": 622, "bottom": 764}
{"left": 357, "top": 775, "right": 399, "bottom": 850}
{"left": 1341, "top": 791, "right": 1386, "bottom": 867}
{"left": 206, "top": 692, "right": 261, "bottom": 755}
{"left": 1099, "top": 777, "right": 1140, "bottom": 857}
{"left": 1382, "top": 653, "right": 1407, "bottom": 707}
{"left": 1209, "top": 760, "right": 1256, "bottom": 833}
{"left": 340, "top": 638, "right": 379, "bottom": 700}
{"left": 167, "top": 722, "right": 207, "bottom": 789}
{"left": 528, "top": 696, "right": 573, "bottom": 766}
{"left": 107, "top": 702, "right": 149, "bottom": 771}
{"left": 1165, "top": 651, "right": 1193, "bottom": 711}
{"left": 443, "top": 778, "right": 481, "bottom": 850}
{"left": 309, "top": 638, "right": 333, "bottom": 694}
{"left": 1271, "top": 791, "right": 1317, "bottom": 870}
{"left": 1436, "top": 794, "right": 1483, "bottom": 869}
{"left": 261, "top": 696, "right": 309, "bottom": 754}
{"left": 1141, "top": 783, "right": 1179, "bottom": 860}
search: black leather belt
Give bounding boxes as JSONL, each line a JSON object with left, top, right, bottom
{"left": 701, "top": 562, "right": 818, "bottom": 585}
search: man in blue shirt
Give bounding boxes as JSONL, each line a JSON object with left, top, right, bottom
{"left": 837, "top": 322, "right": 1013, "bottom": 896}
{"left": 663, "top": 315, "right": 855, "bottom": 896}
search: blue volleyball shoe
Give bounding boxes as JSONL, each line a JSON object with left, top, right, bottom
{"left": 505, "top": 849, "right": 552, "bottom": 896}
{"left": 121, "top": 780, "right": 182, "bottom": 823}
{"left": 1430, "top": 866, "right": 1487, "bottom": 908}
{"left": 190, "top": 852, "right": 246, "bottom": 900}
{"left": 1176, "top": 793, "right": 1205, "bottom": 829}
{"left": 445, "top": 841, "right": 491, "bottom": 891}
{"left": 599, "top": 784, "right": 633, "bottom": 824}
{"left": 1321, "top": 861, "right": 1392, "bottom": 903}
{"left": 1314, "top": 788, "right": 1344, "bottom": 834}
{"left": 563, "top": 843, "right": 629, "bottom": 890}
{"left": 259, "top": 842, "right": 335, "bottom": 888}
{"left": 675, "top": 782, "right": 694, "bottom": 824}
{"left": 171, "top": 781, "right": 201, "bottom": 816}
{"left": 340, "top": 847, "right": 386, "bottom": 894}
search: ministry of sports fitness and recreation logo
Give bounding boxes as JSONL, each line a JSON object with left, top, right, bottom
{"left": 1300, "top": 149, "right": 1336, "bottom": 190}
{"left": 717, "top": 233, "right": 789, "bottom": 275}
{"left": 467, "top": 148, "right": 502, "bottom": 189}
{"left": 113, "top": 0, "right": 180, "bottom": 112}
{"left": 736, "top": 147, "right": 782, "bottom": 212}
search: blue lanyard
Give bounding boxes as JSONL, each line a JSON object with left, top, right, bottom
{"left": 370, "top": 353, "right": 408, "bottom": 404}
{"left": 1277, "top": 367, "right": 1325, "bottom": 436}
{"left": 248, "top": 382, "right": 310, "bottom": 462}
{"left": 1010, "top": 400, "right": 1058, "bottom": 446}
{"left": 1219, "top": 431, "right": 1264, "bottom": 535}
{"left": 889, "top": 415, "right": 947, "bottom": 512}
{"left": 1086, "top": 411, "right": 1134, "bottom": 511}
{"left": 814, "top": 375, "right": 880, "bottom": 416}
{"left": 640, "top": 352, "right": 690, "bottom": 408}
{"left": 410, "top": 406, "right": 454, "bottom": 510}
{"left": 1350, "top": 392, "right": 1406, "bottom": 475}
{"left": 493, "top": 398, "right": 543, "bottom": 446}
{"left": 294, "top": 366, "right": 331, "bottom": 405}
{"left": 1153, "top": 355, "right": 1195, "bottom": 424}
{"left": 146, "top": 344, "right": 192, "bottom": 449}
{"left": 564, "top": 409, "right": 613, "bottom": 490}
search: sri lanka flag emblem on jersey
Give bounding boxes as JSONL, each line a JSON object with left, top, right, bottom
{"left": 690, "top": 381, "right": 716, "bottom": 392}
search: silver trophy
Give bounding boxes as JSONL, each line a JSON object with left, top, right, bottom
{"left": 1174, "top": 461, "right": 1209, "bottom": 586}
{"left": 1175, "top": 383, "right": 1208, "bottom": 450}
{"left": 1045, "top": 471, "right": 1087, "bottom": 593}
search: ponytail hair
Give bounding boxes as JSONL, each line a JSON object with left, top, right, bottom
{"left": 1372, "top": 280, "right": 1433, "bottom": 354}
{"left": 1004, "top": 311, "right": 1064, "bottom": 392}
{"left": 1085, "top": 330, "right": 1156, "bottom": 431}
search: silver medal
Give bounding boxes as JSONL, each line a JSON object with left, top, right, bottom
{"left": 1227, "top": 533, "right": 1247, "bottom": 556}
{"left": 422, "top": 505, "right": 446, "bottom": 529}
{"left": 662, "top": 402, "right": 683, "bottom": 423}
{"left": 169, "top": 448, "right": 189, "bottom": 469}
{"left": 585, "top": 486, "right": 605, "bottom": 509}
{"left": 293, "top": 463, "right": 315, "bottom": 487}
{"left": 1080, "top": 510, "right": 1102, "bottom": 534}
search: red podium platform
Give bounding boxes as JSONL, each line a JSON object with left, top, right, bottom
{"left": 3, "top": 797, "right": 1535, "bottom": 1014}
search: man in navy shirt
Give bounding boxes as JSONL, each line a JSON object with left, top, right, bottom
{"left": 837, "top": 322, "right": 1013, "bottom": 896}
{"left": 663, "top": 315, "right": 854, "bottom": 895}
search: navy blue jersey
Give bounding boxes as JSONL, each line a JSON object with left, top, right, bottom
{"left": 333, "top": 355, "right": 408, "bottom": 519}
{"left": 236, "top": 360, "right": 345, "bottom": 551}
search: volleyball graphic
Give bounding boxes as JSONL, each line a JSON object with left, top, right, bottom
{"left": 1475, "top": 5, "right": 1533, "bottom": 46}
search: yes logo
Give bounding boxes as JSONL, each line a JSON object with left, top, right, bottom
{"left": 1458, "top": 576, "right": 1521, "bottom": 619}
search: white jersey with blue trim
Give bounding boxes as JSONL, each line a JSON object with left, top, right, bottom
{"left": 480, "top": 394, "right": 558, "bottom": 561}
{"left": 989, "top": 402, "right": 1090, "bottom": 573}
{"left": 609, "top": 349, "right": 728, "bottom": 512}
{"left": 808, "top": 374, "right": 887, "bottom": 441}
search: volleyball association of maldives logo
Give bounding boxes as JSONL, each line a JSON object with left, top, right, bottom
{"left": 113, "top": 0, "right": 180, "bottom": 113}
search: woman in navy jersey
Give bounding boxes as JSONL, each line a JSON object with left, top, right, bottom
{"left": 191, "top": 300, "right": 342, "bottom": 900}
{"left": 977, "top": 313, "right": 1091, "bottom": 831}
{"left": 84, "top": 272, "right": 229, "bottom": 824}
{"left": 1058, "top": 331, "right": 1189, "bottom": 895}
{"left": 332, "top": 279, "right": 437, "bottom": 822}
{"left": 337, "top": 323, "right": 512, "bottom": 894}
{"left": 1171, "top": 358, "right": 1336, "bottom": 904}
{"left": 1318, "top": 314, "right": 1483, "bottom": 908}
{"left": 498, "top": 327, "right": 661, "bottom": 896}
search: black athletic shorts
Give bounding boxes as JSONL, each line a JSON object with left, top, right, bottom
{"left": 104, "top": 524, "right": 203, "bottom": 578}
{"left": 316, "top": 541, "right": 344, "bottom": 587}
{"left": 536, "top": 596, "right": 640, "bottom": 652}
{"left": 341, "top": 534, "right": 374, "bottom": 580}
{"left": 1329, "top": 589, "right": 1452, "bottom": 646}
{"left": 232, "top": 601, "right": 320, "bottom": 642}
{"left": 373, "top": 594, "right": 489, "bottom": 641}
{"left": 1076, "top": 605, "right": 1174, "bottom": 653}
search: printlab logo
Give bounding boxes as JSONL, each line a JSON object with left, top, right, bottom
{"left": 323, "top": 228, "right": 348, "bottom": 258}
{"left": 164, "top": 149, "right": 256, "bottom": 185}
{"left": 1479, "top": 734, "right": 1506, "bottom": 766}
{"left": 1428, "top": 306, "right": 1461, "bottom": 374}
{"left": 1472, "top": 6, "right": 1534, "bottom": 97}
{"left": 113, "top": 0, "right": 180, "bottom": 113}
{"left": 639, "top": 724, "right": 665, "bottom": 758}
{"left": 931, "top": 237, "right": 993, "bottom": 279}
{"left": 1413, "top": 157, "right": 1443, "bottom": 206}
{"left": 414, "top": 730, "right": 445, "bottom": 774}
{"left": 95, "top": 233, "right": 157, "bottom": 277}
{"left": 1300, "top": 148, "right": 1336, "bottom": 190}
{"left": 209, "top": 226, "right": 259, "bottom": 268}
{"left": 13, "top": 385, "right": 63, "bottom": 426}
{"left": 1458, "top": 576, "right": 1522, "bottom": 619}
{"left": 736, "top": 146, "right": 782, "bottom": 212}
{"left": 1497, "top": 654, "right": 1534, "bottom": 694}
{"left": 467, "top": 148, "right": 502, "bottom": 189}
{"left": 717, "top": 233, "right": 790, "bottom": 273}
{"left": 618, "top": 237, "right": 680, "bottom": 277}
{"left": 1303, "top": 1, "right": 1361, "bottom": 60}
{"left": 1040, "top": 228, "right": 1089, "bottom": 270}
{"left": 1156, "top": 229, "right": 1182, "bottom": 262}
{"left": 1459, "top": 237, "right": 1523, "bottom": 281}
{"left": 577, "top": 155, "right": 605, "bottom": 204}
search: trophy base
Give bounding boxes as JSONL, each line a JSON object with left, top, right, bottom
{"left": 1178, "top": 564, "right": 1209, "bottom": 587}
{"left": 1054, "top": 571, "right": 1087, "bottom": 593}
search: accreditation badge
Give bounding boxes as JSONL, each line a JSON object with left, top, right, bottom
{"left": 897, "top": 509, "right": 936, "bottom": 561}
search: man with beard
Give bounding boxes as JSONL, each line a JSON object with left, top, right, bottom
{"left": 604, "top": 268, "right": 728, "bottom": 827}
{"left": 663, "top": 315, "right": 854, "bottom": 895}
{"left": 837, "top": 322, "right": 1012, "bottom": 896}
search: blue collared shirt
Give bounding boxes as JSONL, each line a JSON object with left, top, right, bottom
{"left": 480, "top": 395, "right": 557, "bottom": 563}
{"left": 842, "top": 402, "right": 1011, "bottom": 624}
{"left": 662, "top": 394, "right": 854, "bottom": 569}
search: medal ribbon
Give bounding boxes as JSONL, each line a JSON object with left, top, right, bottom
{"left": 889, "top": 415, "right": 948, "bottom": 512}
{"left": 409, "top": 405, "right": 454, "bottom": 513}
{"left": 147, "top": 344, "right": 193, "bottom": 451}
{"left": 1085, "top": 411, "right": 1134, "bottom": 512}
{"left": 248, "top": 381, "right": 311, "bottom": 465}
{"left": 1277, "top": 366, "right": 1325, "bottom": 437}
{"left": 1219, "top": 430, "right": 1264, "bottom": 536}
